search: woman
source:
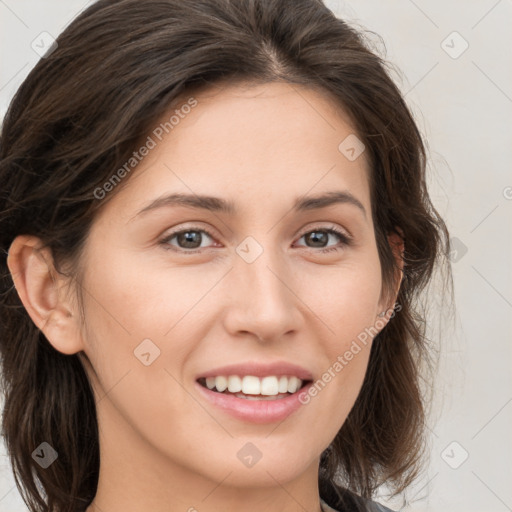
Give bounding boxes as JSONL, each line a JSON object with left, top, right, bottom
{"left": 0, "top": 1, "right": 452, "bottom": 511}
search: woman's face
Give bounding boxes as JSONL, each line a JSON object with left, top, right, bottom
{"left": 73, "top": 82, "right": 396, "bottom": 491}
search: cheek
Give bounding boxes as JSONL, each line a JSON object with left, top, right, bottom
{"left": 81, "top": 244, "right": 206, "bottom": 343}
{"left": 78, "top": 245, "right": 229, "bottom": 413}
{"left": 299, "top": 255, "right": 382, "bottom": 418}
{"left": 303, "top": 253, "right": 383, "bottom": 341}
{"left": 77, "top": 250, "right": 207, "bottom": 459}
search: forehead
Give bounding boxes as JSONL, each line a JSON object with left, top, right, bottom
{"left": 98, "top": 81, "right": 371, "bottom": 221}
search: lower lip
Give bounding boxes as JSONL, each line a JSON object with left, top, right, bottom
{"left": 195, "top": 381, "right": 312, "bottom": 424}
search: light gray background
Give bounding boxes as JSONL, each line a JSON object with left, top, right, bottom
{"left": 1, "top": 1, "right": 511, "bottom": 511}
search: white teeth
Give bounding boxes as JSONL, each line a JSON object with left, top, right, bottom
{"left": 260, "top": 376, "right": 279, "bottom": 395}
{"left": 215, "top": 376, "right": 228, "bottom": 392}
{"left": 227, "top": 375, "right": 242, "bottom": 393}
{"left": 205, "top": 375, "right": 305, "bottom": 396}
{"left": 278, "top": 376, "right": 288, "bottom": 394}
{"left": 242, "top": 376, "right": 260, "bottom": 395}
{"left": 287, "top": 376, "right": 301, "bottom": 393}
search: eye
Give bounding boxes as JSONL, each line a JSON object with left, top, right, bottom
{"left": 294, "top": 225, "right": 353, "bottom": 253}
{"left": 158, "top": 224, "right": 353, "bottom": 254}
{"left": 159, "top": 226, "right": 217, "bottom": 253}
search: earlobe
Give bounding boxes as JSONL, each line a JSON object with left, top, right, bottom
{"left": 7, "top": 235, "right": 85, "bottom": 355}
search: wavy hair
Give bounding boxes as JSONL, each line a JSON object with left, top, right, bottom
{"left": 0, "top": 1, "right": 453, "bottom": 511}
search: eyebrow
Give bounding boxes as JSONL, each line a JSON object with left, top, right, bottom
{"left": 132, "top": 190, "right": 367, "bottom": 220}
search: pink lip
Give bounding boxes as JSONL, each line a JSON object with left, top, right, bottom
{"left": 195, "top": 361, "right": 314, "bottom": 381}
{"left": 195, "top": 380, "right": 313, "bottom": 424}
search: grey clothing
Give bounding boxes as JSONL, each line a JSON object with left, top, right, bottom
{"left": 320, "top": 496, "right": 395, "bottom": 512}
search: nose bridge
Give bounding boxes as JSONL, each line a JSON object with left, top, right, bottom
{"left": 225, "top": 234, "right": 301, "bottom": 340}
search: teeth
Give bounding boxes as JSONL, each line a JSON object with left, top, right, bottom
{"left": 227, "top": 375, "right": 242, "bottom": 393}
{"left": 234, "top": 392, "right": 290, "bottom": 400}
{"left": 242, "top": 376, "right": 260, "bottom": 395}
{"left": 287, "top": 376, "right": 301, "bottom": 393}
{"left": 260, "top": 376, "right": 278, "bottom": 395}
{"left": 214, "top": 376, "right": 227, "bottom": 392}
{"left": 203, "top": 375, "right": 305, "bottom": 396}
{"left": 278, "top": 376, "right": 288, "bottom": 394}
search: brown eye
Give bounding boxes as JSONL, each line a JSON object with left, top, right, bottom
{"left": 295, "top": 226, "right": 352, "bottom": 252}
{"left": 160, "top": 228, "right": 217, "bottom": 252}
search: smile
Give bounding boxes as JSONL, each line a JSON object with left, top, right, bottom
{"left": 198, "top": 374, "right": 306, "bottom": 398}
{"left": 195, "top": 376, "right": 313, "bottom": 424}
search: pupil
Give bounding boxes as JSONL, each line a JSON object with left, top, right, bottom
{"left": 179, "top": 231, "right": 201, "bottom": 248}
{"left": 307, "top": 231, "right": 327, "bottom": 247}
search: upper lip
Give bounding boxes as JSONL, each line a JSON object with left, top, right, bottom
{"left": 196, "top": 361, "right": 314, "bottom": 381}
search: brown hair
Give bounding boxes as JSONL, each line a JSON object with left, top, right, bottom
{"left": 0, "top": 1, "right": 453, "bottom": 511}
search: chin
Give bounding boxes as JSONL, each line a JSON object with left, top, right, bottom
{"left": 206, "top": 444, "right": 317, "bottom": 487}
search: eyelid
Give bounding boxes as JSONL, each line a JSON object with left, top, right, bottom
{"left": 296, "top": 222, "right": 351, "bottom": 240}
{"left": 160, "top": 222, "right": 219, "bottom": 240}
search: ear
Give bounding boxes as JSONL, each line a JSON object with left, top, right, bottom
{"left": 6, "top": 235, "right": 85, "bottom": 355}
{"left": 377, "top": 228, "right": 405, "bottom": 321}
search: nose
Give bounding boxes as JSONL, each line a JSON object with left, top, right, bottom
{"left": 221, "top": 243, "right": 304, "bottom": 344}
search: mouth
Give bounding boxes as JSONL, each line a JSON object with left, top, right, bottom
{"left": 196, "top": 375, "right": 313, "bottom": 401}
{"left": 194, "top": 361, "right": 315, "bottom": 423}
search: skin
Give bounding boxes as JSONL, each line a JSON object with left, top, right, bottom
{"left": 8, "top": 81, "right": 403, "bottom": 512}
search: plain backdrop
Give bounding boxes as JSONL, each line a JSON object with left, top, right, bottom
{"left": 1, "top": 1, "right": 511, "bottom": 511}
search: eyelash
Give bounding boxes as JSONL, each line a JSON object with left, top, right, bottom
{"left": 158, "top": 224, "right": 353, "bottom": 255}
